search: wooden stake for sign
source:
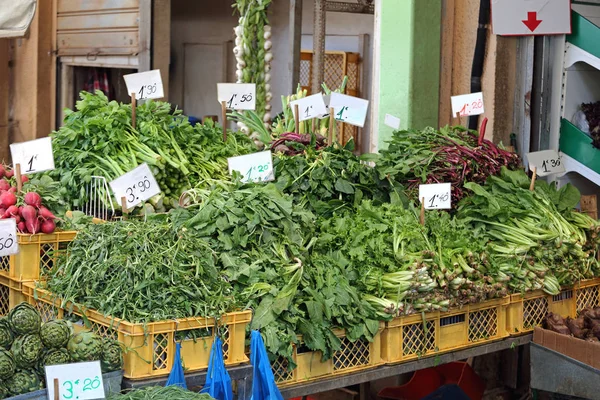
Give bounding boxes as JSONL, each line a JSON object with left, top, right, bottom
{"left": 328, "top": 108, "right": 335, "bottom": 145}
{"left": 53, "top": 379, "right": 59, "bottom": 400}
{"left": 130, "top": 93, "right": 137, "bottom": 130}
{"left": 420, "top": 198, "right": 425, "bottom": 226}
{"left": 15, "top": 164, "right": 22, "bottom": 192}
{"left": 121, "top": 196, "right": 128, "bottom": 219}
{"left": 311, "top": 118, "right": 316, "bottom": 134}
{"left": 221, "top": 101, "right": 228, "bottom": 141}
{"left": 455, "top": 111, "right": 462, "bottom": 127}
{"left": 294, "top": 104, "right": 300, "bottom": 134}
{"left": 529, "top": 167, "right": 537, "bottom": 192}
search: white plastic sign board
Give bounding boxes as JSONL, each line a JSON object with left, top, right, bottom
{"left": 384, "top": 114, "right": 401, "bottom": 130}
{"left": 45, "top": 361, "right": 105, "bottom": 400}
{"left": 290, "top": 94, "right": 328, "bottom": 122}
{"left": 10, "top": 137, "right": 55, "bottom": 174}
{"left": 451, "top": 92, "right": 485, "bottom": 117}
{"left": 526, "top": 150, "right": 565, "bottom": 176}
{"left": 419, "top": 183, "right": 452, "bottom": 210}
{"left": 0, "top": 219, "right": 18, "bottom": 257}
{"left": 329, "top": 93, "right": 369, "bottom": 128}
{"left": 123, "top": 70, "right": 164, "bottom": 100}
{"left": 218, "top": 83, "right": 256, "bottom": 111}
{"left": 491, "top": 0, "right": 571, "bottom": 36}
{"left": 228, "top": 151, "right": 274, "bottom": 183}
{"left": 109, "top": 163, "right": 161, "bottom": 209}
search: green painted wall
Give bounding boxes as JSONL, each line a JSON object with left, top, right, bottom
{"left": 376, "top": 0, "right": 441, "bottom": 150}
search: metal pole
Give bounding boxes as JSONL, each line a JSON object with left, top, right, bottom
{"left": 312, "top": 0, "right": 326, "bottom": 94}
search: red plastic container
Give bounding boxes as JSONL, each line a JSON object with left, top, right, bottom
{"left": 435, "top": 362, "right": 485, "bottom": 400}
{"left": 378, "top": 368, "right": 443, "bottom": 400}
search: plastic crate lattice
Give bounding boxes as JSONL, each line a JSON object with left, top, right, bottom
{"left": 333, "top": 337, "right": 370, "bottom": 370}
{"left": 272, "top": 356, "right": 292, "bottom": 383}
{"left": 468, "top": 308, "right": 498, "bottom": 342}
{"left": 0, "top": 285, "right": 8, "bottom": 316}
{"left": 577, "top": 286, "right": 600, "bottom": 314}
{"left": 403, "top": 321, "right": 435, "bottom": 357}
{"left": 523, "top": 297, "right": 548, "bottom": 328}
{"left": 0, "top": 257, "right": 9, "bottom": 274}
{"left": 153, "top": 333, "right": 169, "bottom": 371}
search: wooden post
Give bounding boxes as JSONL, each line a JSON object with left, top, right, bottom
{"left": 581, "top": 195, "right": 598, "bottom": 220}
{"left": 15, "top": 164, "right": 22, "bottom": 192}
{"left": 121, "top": 196, "right": 128, "bottom": 219}
{"left": 311, "top": 118, "right": 316, "bottom": 134}
{"left": 221, "top": 101, "right": 228, "bottom": 141}
{"left": 529, "top": 167, "right": 537, "bottom": 192}
{"left": 420, "top": 197, "right": 425, "bottom": 226}
{"left": 455, "top": 111, "right": 462, "bottom": 127}
{"left": 294, "top": 104, "right": 300, "bottom": 133}
{"left": 53, "top": 378, "right": 59, "bottom": 400}
{"left": 328, "top": 108, "right": 335, "bottom": 145}
{"left": 130, "top": 93, "right": 137, "bottom": 130}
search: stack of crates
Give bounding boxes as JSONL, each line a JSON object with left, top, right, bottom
{"left": 0, "top": 231, "right": 76, "bottom": 315}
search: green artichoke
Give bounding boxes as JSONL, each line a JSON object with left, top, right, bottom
{"left": 0, "top": 318, "right": 14, "bottom": 350}
{"left": 6, "top": 369, "right": 43, "bottom": 396}
{"left": 11, "top": 335, "right": 43, "bottom": 368}
{"left": 101, "top": 339, "right": 123, "bottom": 373}
{"left": 67, "top": 331, "right": 103, "bottom": 362}
{"left": 8, "top": 303, "right": 41, "bottom": 335}
{"left": 42, "top": 348, "right": 71, "bottom": 367}
{"left": 40, "top": 320, "right": 71, "bottom": 349}
{"left": 0, "top": 384, "right": 8, "bottom": 399}
{"left": 0, "top": 349, "right": 15, "bottom": 379}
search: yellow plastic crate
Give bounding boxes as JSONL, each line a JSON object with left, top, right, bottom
{"left": 381, "top": 297, "right": 509, "bottom": 364}
{"left": 22, "top": 283, "right": 251, "bottom": 380}
{"left": 272, "top": 323, "right": 384, "bottom": 388}
{"left": 0, "top": 231, "right": 77, "bottom": 282}
{"left": 0, "top": 274, "right": 25, "bottom": 316}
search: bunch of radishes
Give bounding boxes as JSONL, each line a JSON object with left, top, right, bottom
{"left": 0, "top": 165, "right": 57, "bottom": 234}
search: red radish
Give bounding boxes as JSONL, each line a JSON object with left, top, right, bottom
{"left": 38, "top": 206, "right": 56, "bottom": 220}
{"left": 0, "top": 192, "right": 16, "bottom": 209}
{"left": 0, "top": 209, "right": 6, "bottom": 218}
{"left": 0, "top": 165, "right": 6, "bottom": 178}
{"left": 0, "top": 180, "right": 10, "bottom": 192}
{"left": 12, "top": 215, "right": 20, "bottom": 224}
{"left": 25, "top": 219, "right": 40, "bottom": 234}
{"left": 21, "top": 176, "right": 28, "bottom": 183}
{"left": 41, "top": 219, "right": 55, "bottom": 234}
{"left": 24, "top": 192, "right": 41, "bottom": 208}
{"left": 8, "top": 187, "right": 16, "bottom": 194}
{"left": 20, "top": 205, "right": 37, "bottom": 222}
{"left": 17, "top": 221, "right": 25, "bottom": 233}
{"left": 5, "top": 170, "right": 13, "bottom": 178}
{"left": 5, "top": 206, "right": 18, "bottom": 217}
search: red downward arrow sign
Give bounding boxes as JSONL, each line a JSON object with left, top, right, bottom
{"left": 522, "top": 11, "right": 542, "bottom": 32}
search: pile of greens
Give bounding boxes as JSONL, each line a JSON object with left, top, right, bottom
{"left": 108, "top": 387, "right": 215, "bottom": 400}
{"left": 51, "top": 91, "right": 256, "bottom": 211}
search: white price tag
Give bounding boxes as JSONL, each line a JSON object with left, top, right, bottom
{"left": 45, "top": 361, "right": 105, "bottom": 400}
{"left": 0, "top": 219, "right": 18, "bottom": 257}
{"left": 109, "top": 163, "right": 161, "bottom": 209}
{"left": 228, "top": 151, "right": 274, "bottom": 183}
{"left": 218, "top": 83, "right": 256, "bottom": 111}
{"left": 384, "top": 114, "right": 401, "bottom": 130}
{"left": 318, "top": 94, "right": 331, "bottom": 119}
{"left": 526, "top": 150, "right": 565, "bottom": 177}
{"left": 451, "top": 92, "right": 485, "bottom": 117}
{"left": 290, "top": 94, "right": 328, "bottom": 122}
{"left": 123, "top": 70, "right": 164, "bottom": 100}
{"left": 10, "top": 137, "right": 55, "bottom": 174}
{"left": 419, "top": 183, "right": 452, "bottom": 210}
{"left": 329, "top": 93, "right": 369, "bottom": 127}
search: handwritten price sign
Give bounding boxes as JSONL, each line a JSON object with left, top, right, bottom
{"left": 10, "top": 137, "right": 55, "bottom": 174}
{"left": 0, "top": 219, "right": 18, "bottom": 257}
{"left": 218, "top": 83, "right": 256, "bottom": 111}
{"left": 290, "top": 94, "right": 328, "bottom": 122}
{"left": 228, "top": 151, "right": 274, "bottom": 183}
{"left": 329, "top": 93, "right": 369, "bottom": 127}
{"left": 419, "top": 183, "right": 452, "bottom": 210}
{"left": 451, "top": 92, "right": 485, "bottom": 117}
{"left": 123, "top": 70, "right": 164, "bottom": 100}
{"left": 526, "top": 150, "right": 565, "bottom": 177}
{"left": 109, "top": 163, "right": 161, "bottom": 209}
{"left": 45, "top": 361, "right": 105, "bottom": 400}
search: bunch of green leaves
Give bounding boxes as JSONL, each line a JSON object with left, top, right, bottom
{"left": 108, "top": 386, "right": 215, "bottom": 400}
{"left": 273, "top": 142, "right": 402, "bottom": 216}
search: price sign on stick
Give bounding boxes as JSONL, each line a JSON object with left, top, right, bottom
{"left": 218, "top": 84, "right": 256, "bottom": 111}
{"left": 290, "top": 94, "right": 327, "bottom": 122}
{"left": 228, "top": 151, "right": 274, "bottom": 183}
{"left": 10, "top": 137, "right": 55, "bottom": 174}
{"left": 526, "top": 150, "right": 565, "bottom": 177}
{"left": 45, "top": 361, "right": 105, "bottom": 400}
{"left": 419, "top": 183, "right": 452, "bottom": 210}
{"left": 384, "top": 114, "right": 401, "bottom": 130}
{"left": 109, "top": 163, "right": 161, "bottom": 209}
{"left": 123, "top": 70, "right": 164, "bottom": 100}
{"left": 0, "top": 219, "right": 18, "bottom": 257}
{"left": 329, "top": 93, "right": 369, "bottom": 127}
{"left": 451, "top": 92, "right": 485, "bottom": 117}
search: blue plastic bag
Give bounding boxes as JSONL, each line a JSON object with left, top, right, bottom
{"left": 200, "top": 337, "right": 233, "bottom": 400}
{"left": 250, "top": 330, "right": 284, "bottom": 400}
{"left": 166, "top": 342, "right": 187, "bottom": 389}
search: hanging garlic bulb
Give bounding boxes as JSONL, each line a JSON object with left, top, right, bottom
{"left": 264, "top": 31, "right": 272, "bottom": 40}
{"left": 264, "top": 40, "right": 272, "bottom": 51}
